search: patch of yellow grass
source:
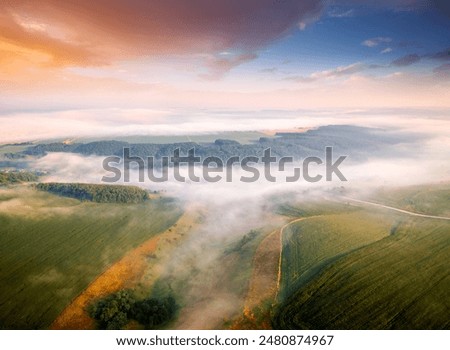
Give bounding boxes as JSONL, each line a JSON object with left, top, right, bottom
{"left": 244, "top": 229, "right": 281, "bottom": 310}
{"left": 51, "top": 206, "right": 201, "bottom": 330}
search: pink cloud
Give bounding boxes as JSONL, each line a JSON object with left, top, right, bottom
{"left": 0, "top": 0, "right": 324, "bottom": 68}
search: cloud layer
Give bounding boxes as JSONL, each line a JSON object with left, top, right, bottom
{"left": 0, "top": 0, "right": 324, "bottom": 67}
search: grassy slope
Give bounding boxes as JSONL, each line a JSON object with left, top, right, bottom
{"left": 276, "top": 200, "right": 357, "bottom": 218}
{"left": 370, "top": 184, "right": 450, "bottom": 217}
{"left": 0, "top": 186, "right": 182, "bottom": 329}
{"left": 274, "top": 185, "right": 450, "bottom": 329}
{"left": 279, "top": 210, "right": 399, "bottom": 300}
{"left": 274, "top": 218, "right": 449, "bottom": 329}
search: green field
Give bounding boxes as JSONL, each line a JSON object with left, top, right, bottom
{"left": 274, "top": 185, "right": 450, "bottom": 329}
{"left": 0, "top": 186, "right": 182, "bottom": 329}
{"left": 370, "top": 184, "right": 450, "bottom": 217}
{"left": 276, "top": 200, "right": 358, "bottom": 218}
{"left": 1, "top": 182, "right": 448, "bottom": 330}
{"left": 279, "top": 210, "right": 400, "bottom": 300}
{"left": 274, "top": 218, "right": 450, "bottom": 329}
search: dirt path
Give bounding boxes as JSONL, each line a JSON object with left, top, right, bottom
{"left": 228, "top": 227, "right": 282, "bottom": 329}
{"left": 244, "top": 217, "right": 314, "bottom": 310}
{"left": 231, "top": 216, "right": 320, "bottom": 329}
{"left": 243, "top": 228, "right": 281, "bottom": 312}
{"left": 50, "top": 208, "right": 199, "bottom": 330}
{"left": 341, "top": 197, "right": 450, "bottom": 221}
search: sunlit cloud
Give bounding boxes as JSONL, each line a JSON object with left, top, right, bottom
{"left": 0, "top": 0, "right": 324, "bottom": 71}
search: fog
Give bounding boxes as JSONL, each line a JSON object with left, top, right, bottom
{"left": 20, "top": 125, "right": 449, "bottom": 328}
{"left": 0, "top": 186, "right": 78, "bottom": 219}
{"left": 30, "top": 123, "right": 449, "bottom": 199}
{"left": 1, "top": 107, "right": 449, "bottom": 143}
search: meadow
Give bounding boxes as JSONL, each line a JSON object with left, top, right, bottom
{"left": 0, "top": 186, "right": 182, "bottom": 329}
{"left": 274, "top": 218, "right": 450, "bottom": 329}
{"left": 278, "top": 210, "right": 400, "bottom": 300}
{"left": 273, "top": 184, "right": 450, "bottom": 329}
{"left": 370, "top": 184, "right": 450, "bottom": 217}
{"left": 0, "top": 179, "right": 448, "bottom": 330}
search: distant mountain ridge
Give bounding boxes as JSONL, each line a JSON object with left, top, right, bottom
{"left": 21, "top": 125, "right": 417, "bottom": 161}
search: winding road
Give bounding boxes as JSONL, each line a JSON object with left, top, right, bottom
{"left": 275, "top": 196, "right": 450, "bottom": 301}
{"left": 341, "top": 197, "right": 450, "bottom": 221}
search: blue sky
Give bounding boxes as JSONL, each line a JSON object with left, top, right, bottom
{"left": 242, "top": 5, "right": 450, "bottom": 76}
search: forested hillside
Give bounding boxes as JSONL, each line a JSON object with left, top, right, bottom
{"left": 36, "top": 183, "right": 148, "bottom": 203}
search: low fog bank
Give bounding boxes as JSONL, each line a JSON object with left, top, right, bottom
{"left": 17, "top": 126, "right": 448, "bottom": 328}
{"left": 1, "top": 108, "right": 449, "bottom": 144}
{"left": 28, "top": 124, "right": 449, "bottom": 200}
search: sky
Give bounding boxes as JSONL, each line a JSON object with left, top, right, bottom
{"left": 0, "top": 0, "right": 449, "bottom": 141}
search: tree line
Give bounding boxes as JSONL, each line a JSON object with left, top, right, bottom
{"left": 0, "top": 171, "right": 39, "bottom": 185}
{"left": 35, "top": 182, "right": 148, "bottom": 203}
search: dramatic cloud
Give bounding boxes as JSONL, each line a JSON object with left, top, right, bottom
{"left": 0, "top": 0, "right": 324, "bottom": 68}
{"left": 0, "top": 0, "right": 448, "bottom": 132}
{"left": 391, "top": 54, "right": 421, "bottom": 66}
